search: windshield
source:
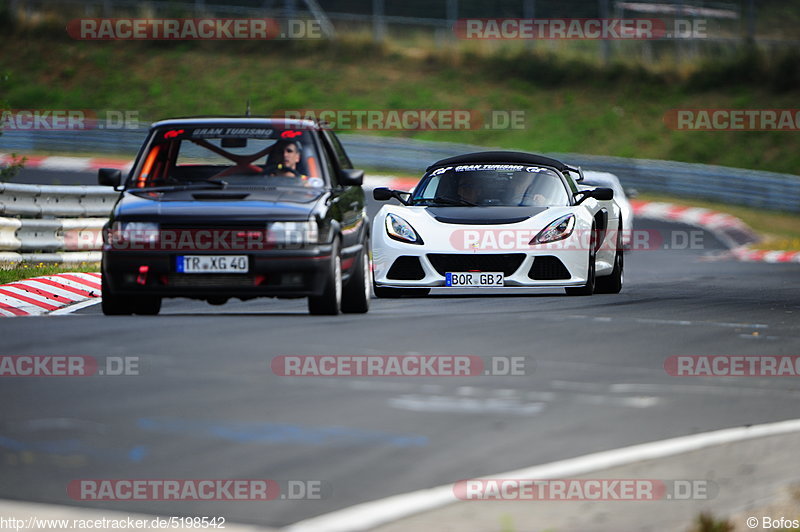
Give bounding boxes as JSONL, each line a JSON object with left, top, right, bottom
{"left": 412, "top": 164, "right": 570, "bottom": 207}
{"left": 128, "top": 126, "right": 325, "bottom": 189}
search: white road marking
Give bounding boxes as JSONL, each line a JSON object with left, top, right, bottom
{"left": 388, "top": 395, "right": 546, "bottom": 416}
{"left": 566, "top": 314, "right": 769, "bottom": 329}
{"left": 738, "top": 333, "right": 780, "bottom": 340}
{"left": 283, "top": 418, "right": 800, "bottom": 532}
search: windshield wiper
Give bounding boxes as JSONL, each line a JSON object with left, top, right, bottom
{"left": 135, "top": 180, "right": 229, "bottom": 192}
{"left": 206, "top": 178, "right": 228, "bottom": 188}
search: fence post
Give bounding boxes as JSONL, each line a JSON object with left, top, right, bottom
{"left": 284, "top": 0, "right": 296, "bottom": 20}
{"left": 446, "top": 0, "right": 457, "bottom": 41}
{"left": 746, "top": 0, "right": 756, "bottom": 43}
{"left": 523, "top": 0, "right": 535, "bottom": 50}
{"left": 372, "top": 0, "right": 385, "bottom": 43}
{"left": 598, "top": 0, "right": 611, "bottom": 64}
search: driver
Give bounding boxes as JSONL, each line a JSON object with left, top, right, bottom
{"left": 457, "top": 176, "right": 482, "bottom": 204}
{"left": 268, "top": 140, "right": 307, "bottom": 179}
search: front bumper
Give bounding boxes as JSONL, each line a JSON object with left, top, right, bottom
{"left": 372, "top": 237, "right": 591, "bottom": 289}
{"left": 102, "top": 245, "right": 334, "bottom": 299}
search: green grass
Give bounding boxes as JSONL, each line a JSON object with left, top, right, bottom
{"left": 0, "top": 262, "right": 100, "bottom": 284}
{"left": 1, "top": 30, "right": 799, "bottom": 176}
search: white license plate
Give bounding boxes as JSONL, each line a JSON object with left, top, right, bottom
{"left": 177, "top": 255, "right": 249, "bottom": 273}
{"left": 445, "top": 272, "right": 504, "bottom": 287}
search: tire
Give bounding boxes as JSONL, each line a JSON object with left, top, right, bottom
{"left": 101, "top": 273, "right": 135, "bottom": 315}
{"left": 134, "top": 296, "right": 162, "bottom": 315}
{"left": 341, "top": 238, "right": 371, "bottom": 314}
{"left": 565, "top": 226, "right": 596, "bottom": 296}
{"left": 595, "top": 225, "right": 624, "bottom": 294}
{"left": 308, "top": 239, "right": 342, "bottom": 315}
{"left": 373, "top": 286, "right": 431, "bottom": 298}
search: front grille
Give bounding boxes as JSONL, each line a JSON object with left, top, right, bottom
{"left": 387, "top": 256, "right": 426, "bottom": 280}
{"left": 160, "top": 224, "right": 265, "bottom": 231}
{"left": 529, "top": 256, "right": 571, "bottom": 280}
{"left": 166, "top": 274, "right": 256, "bottom": 288}
{"left": 427, "top": 254, "right": 525, "bottom": 276}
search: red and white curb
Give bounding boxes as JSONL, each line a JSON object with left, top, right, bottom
{"left": 632, "top": 200, "right": 800, "bottom": 263}
{"left": 0, "top": 272, "right": 101, "bottom": 317}
{"left": 631, "top": 200, "right": 753, "bottom": 233}
{"left": 0, "top": 153, "right": 132, "bottom": 173}
{"left": 730, "top": 247, "right": 800, "bottom": 263}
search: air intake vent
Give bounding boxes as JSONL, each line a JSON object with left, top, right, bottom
{"left": 529, "top": 256, "right": 571, "bottom": 280}
{"left": 427, "top": 254, "right": 525, "bottom": 276}
{"left": 387, "top": 256, "right": 426, "bottom": 280}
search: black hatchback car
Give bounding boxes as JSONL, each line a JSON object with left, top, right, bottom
{"left": 98, "top": 117, "right": 370, "bottom": 316}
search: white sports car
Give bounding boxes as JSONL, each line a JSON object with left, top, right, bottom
{"left": 371, "top": 152, "right": 624, "bottom": 297}
{"left": 580, "top": 171, "right": 634, "bottom": 250}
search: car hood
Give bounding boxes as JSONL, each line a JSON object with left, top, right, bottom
{"left": 114, "top": 187, "right": 325, "bottom": 222}
{"left": 425, "top": 206, "right": 550, "bottom": 225}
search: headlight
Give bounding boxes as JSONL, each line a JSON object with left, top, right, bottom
{"left": 108, "top": 221, "right": 160, "bottom": 245}
{"left": 268, "top": 220, "right": 319, "bottom": 245}
{"left": 530, "top": 214, "right": 575, "bottom": 244}
{"left": 385, "top": 213, "right": 422, "bottom": 244}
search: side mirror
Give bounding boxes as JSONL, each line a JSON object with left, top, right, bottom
{"left": 373, "top": 187, "right": 411, "bottom": 205}
{"left": 338, "top": 168, "right": 364, "bottom": 186}
{"left": 98, "top": 168, "right": 122, "bottom": 187}
{"left": 373, "top": 187, "right": 394, "bottom": 201}
{"left": 575, "top": 187, "right": 614, "bottom": 204}
{"left": 591, "top": 187, "right": 614, "bottom": 201}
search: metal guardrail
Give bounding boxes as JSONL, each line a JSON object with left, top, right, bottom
{"left": 2, "top": 129, "right": 799, "bottom": 212}
{"left": 0, "top": 181, "right": 116, "bottom": 263}
{"left": 340, "top": 135, "right": 800, "bottom": 213}
{"left": 0, "top": 129, "right": 800, "bottom": 212}
{"left": 0, "top": 182, "right": 119, "bottom": 217}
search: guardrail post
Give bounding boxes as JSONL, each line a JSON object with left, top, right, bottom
{"left": 598, "top": 0, "right": 611, "bottom": 64}
{"left": 523, "top": 0, "right": 535, "bottom": 50}
{"left": 372, "top": 0, "right": 385, "bottom": 43}
{"left": 446, "top": 0, "right": 457, "bottom": 41}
